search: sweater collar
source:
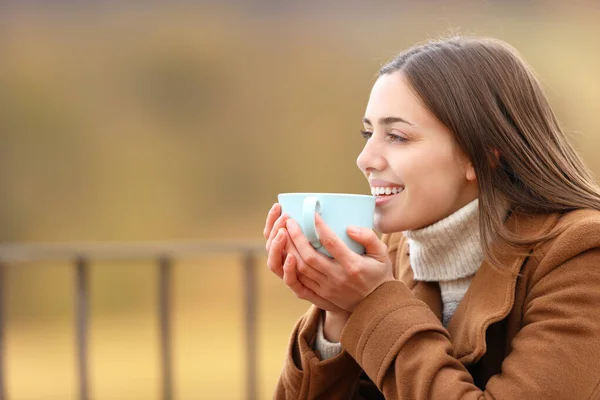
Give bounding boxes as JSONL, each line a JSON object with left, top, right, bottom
{"left": 403, "top": 199, "right": 483, "bottom": 282}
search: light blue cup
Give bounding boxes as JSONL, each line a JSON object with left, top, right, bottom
{"left": 277, "top": 193, "right": 375, "bottom": 258}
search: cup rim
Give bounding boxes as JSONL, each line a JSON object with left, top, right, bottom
{"left": 278, "top": 192, "right": 373, "bottom": 198}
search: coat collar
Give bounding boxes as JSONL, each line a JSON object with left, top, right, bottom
{"left": 395, "top": 210, "right": 559, "bottom": 364}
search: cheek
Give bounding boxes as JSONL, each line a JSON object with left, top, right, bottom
{"left": 402, "top": 152, "right": 467, "bottom": 214}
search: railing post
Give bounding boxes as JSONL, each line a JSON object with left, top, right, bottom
{"left": 243, "top": 251, "right": 257, "bottom": 400}
{"left": 75, "top": 257, "right": 90, "bottom": 400}
{"left": 0, "top": 261, "right": 6, "bottom": 400}
{"left": 158, "top": 257, "right": 173, "bottom": 400}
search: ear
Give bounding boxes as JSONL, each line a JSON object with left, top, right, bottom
{"left": 466, "top": 162, "right": 476, "bottom": 182}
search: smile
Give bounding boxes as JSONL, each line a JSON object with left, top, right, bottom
{"left": 371, "top": 186, "right": 404, "bottom": 196}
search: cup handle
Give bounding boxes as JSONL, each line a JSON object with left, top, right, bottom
{"left": 302, "top": 196, "right": 322, "bottom": 249}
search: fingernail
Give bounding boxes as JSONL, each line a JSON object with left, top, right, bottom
{"left": 270, "top": 203, "right": 277, "bottom": 213}
{"left": 348, "top": 226, "right": 360, "bottom": 234}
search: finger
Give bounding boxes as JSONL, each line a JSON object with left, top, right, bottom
{"left": 266, "top": 213, "right": 289, "bottom": 252}
{"left": 296, "top": 272, "right": 322, "bottom": 294}
{"left": 282, "top": 253, "right": 303, "bottom": 289}
{"left": 266, "top": 215, "right": 285, "bottom": 251}
{"left": 281, "top": 230, "right": 328, "bottom": 284}
{"left": 294, "top": 253, "right": 328, "bottom": 285}
{"left": 283, "top": 254, "right": 320, "bottom": 296}
{"left": 267, "top": 228, "right": 287, "bottom": 278}
{"left": 313, "top": 213, "right": 357, "bottom": 265}
{"left": 347, "top": 225, "right": 388, "bottom": 261}
{"left": 263, "top": 203, "right": 281, "bottom": 240}
{"left": 283, "top": 254, "right": 334, "bottom": 307}
{"left": 285, "top": 218, "right": 332, "bottom": 275}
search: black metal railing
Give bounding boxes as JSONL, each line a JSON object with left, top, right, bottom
{"left": 0, "top": 240, "right": 265, "bottom": 400}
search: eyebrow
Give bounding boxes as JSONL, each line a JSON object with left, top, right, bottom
{"left": 362, "top": 116, "right": 415, "bottom": 126}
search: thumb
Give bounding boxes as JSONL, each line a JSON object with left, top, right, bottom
{"left": 347, "top": 227, "right": 388, "bottom": 261}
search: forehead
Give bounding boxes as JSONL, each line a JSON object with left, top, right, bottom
{"left": 364, "top": 72, "right": 426, "bottom": 123}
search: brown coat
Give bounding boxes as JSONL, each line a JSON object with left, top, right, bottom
{"left": 274, "top": 209, "right": 600, "bottom": 399}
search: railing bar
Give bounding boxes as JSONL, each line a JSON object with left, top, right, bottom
{"left": 158, "top": 257, "right": 173, "bottom": 400}
{"left": 243, "top": 252, "right": 258, "bottom": 400}
{"left": 0, "top": 241, "right": 265, "bottom": 264}
{"left": 75, "top": 257, "right": 89, "bottom": 400}
{"left": 0, "top": 262, "right": 6, "bottom": 400}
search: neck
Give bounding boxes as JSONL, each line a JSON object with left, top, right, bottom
{"left": 403, "top": 199, "right": 483, "bottom": 281}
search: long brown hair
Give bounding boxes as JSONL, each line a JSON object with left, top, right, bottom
{"left": 379, "top": 36, "right": 600, "bottom": 266}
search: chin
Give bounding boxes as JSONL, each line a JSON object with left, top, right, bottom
{"left": 374, "top": 217, "right": 402, "bottom": 234}
{"left": 374, "top": 211, "right": 422, "bottom": 233}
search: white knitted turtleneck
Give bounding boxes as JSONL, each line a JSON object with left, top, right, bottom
{"left": 313, "top": 198, "right": 483, "bottom": 360}
{"left": 403, "top": 198, "right": 483, "bottom": 326}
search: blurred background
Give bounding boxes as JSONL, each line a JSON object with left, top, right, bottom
{"left": 0, "top": 0, "right": 599, "bottom": 399}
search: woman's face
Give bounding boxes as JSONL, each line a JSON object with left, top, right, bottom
{"left": 357, "top": 72, "right": 478, "bottom": 233}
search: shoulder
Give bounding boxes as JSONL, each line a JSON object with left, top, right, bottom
{"left": 555, "top": 207, "right": 600, "bottom": 229}
{"left": 539, "top": 208, "right": 600, "bottom": 261}
{"left": 529, "top": 209, "right": 600, "bottom": 275}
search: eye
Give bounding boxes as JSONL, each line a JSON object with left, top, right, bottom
{"left": 360, "top": 130, "right": 373, "bottom": 140}
{"left": 387, "top": 133, "right": 407, "bottom": 143}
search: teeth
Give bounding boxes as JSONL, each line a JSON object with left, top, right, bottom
{"left": 371, "top": 186, "right": 403, "bottom": 196}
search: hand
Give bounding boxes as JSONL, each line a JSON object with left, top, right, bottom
{"left": 263, "top": 203, "right": 345, "bottom": 313}
{"left": 281, "top": 249, "right": 347, "bottom": 313}
{"left": 285, "top": 213, "right": 394, "bottom": 312}
{"left": 263, "top": 203, "right": 288, "bottom": 279}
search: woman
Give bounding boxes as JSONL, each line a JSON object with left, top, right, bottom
{"left": 263, "top": 36, "right": 600, "bottom": 399}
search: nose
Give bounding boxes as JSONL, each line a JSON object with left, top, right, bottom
{"left": 356, "top": 137, "right": 386, "bottom": 174}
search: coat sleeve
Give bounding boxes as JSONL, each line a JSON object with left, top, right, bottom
{"left": 272, "top": 305, "right": 377, "bottom": 399}
{"left": 273, "top": 234, "right": 403, "bottom": 400}
{"left": 273, "top": 306, "right": 361, "bottom": 400}
{"left": 340, "top": 248, "right": 600, "bottom": 399}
